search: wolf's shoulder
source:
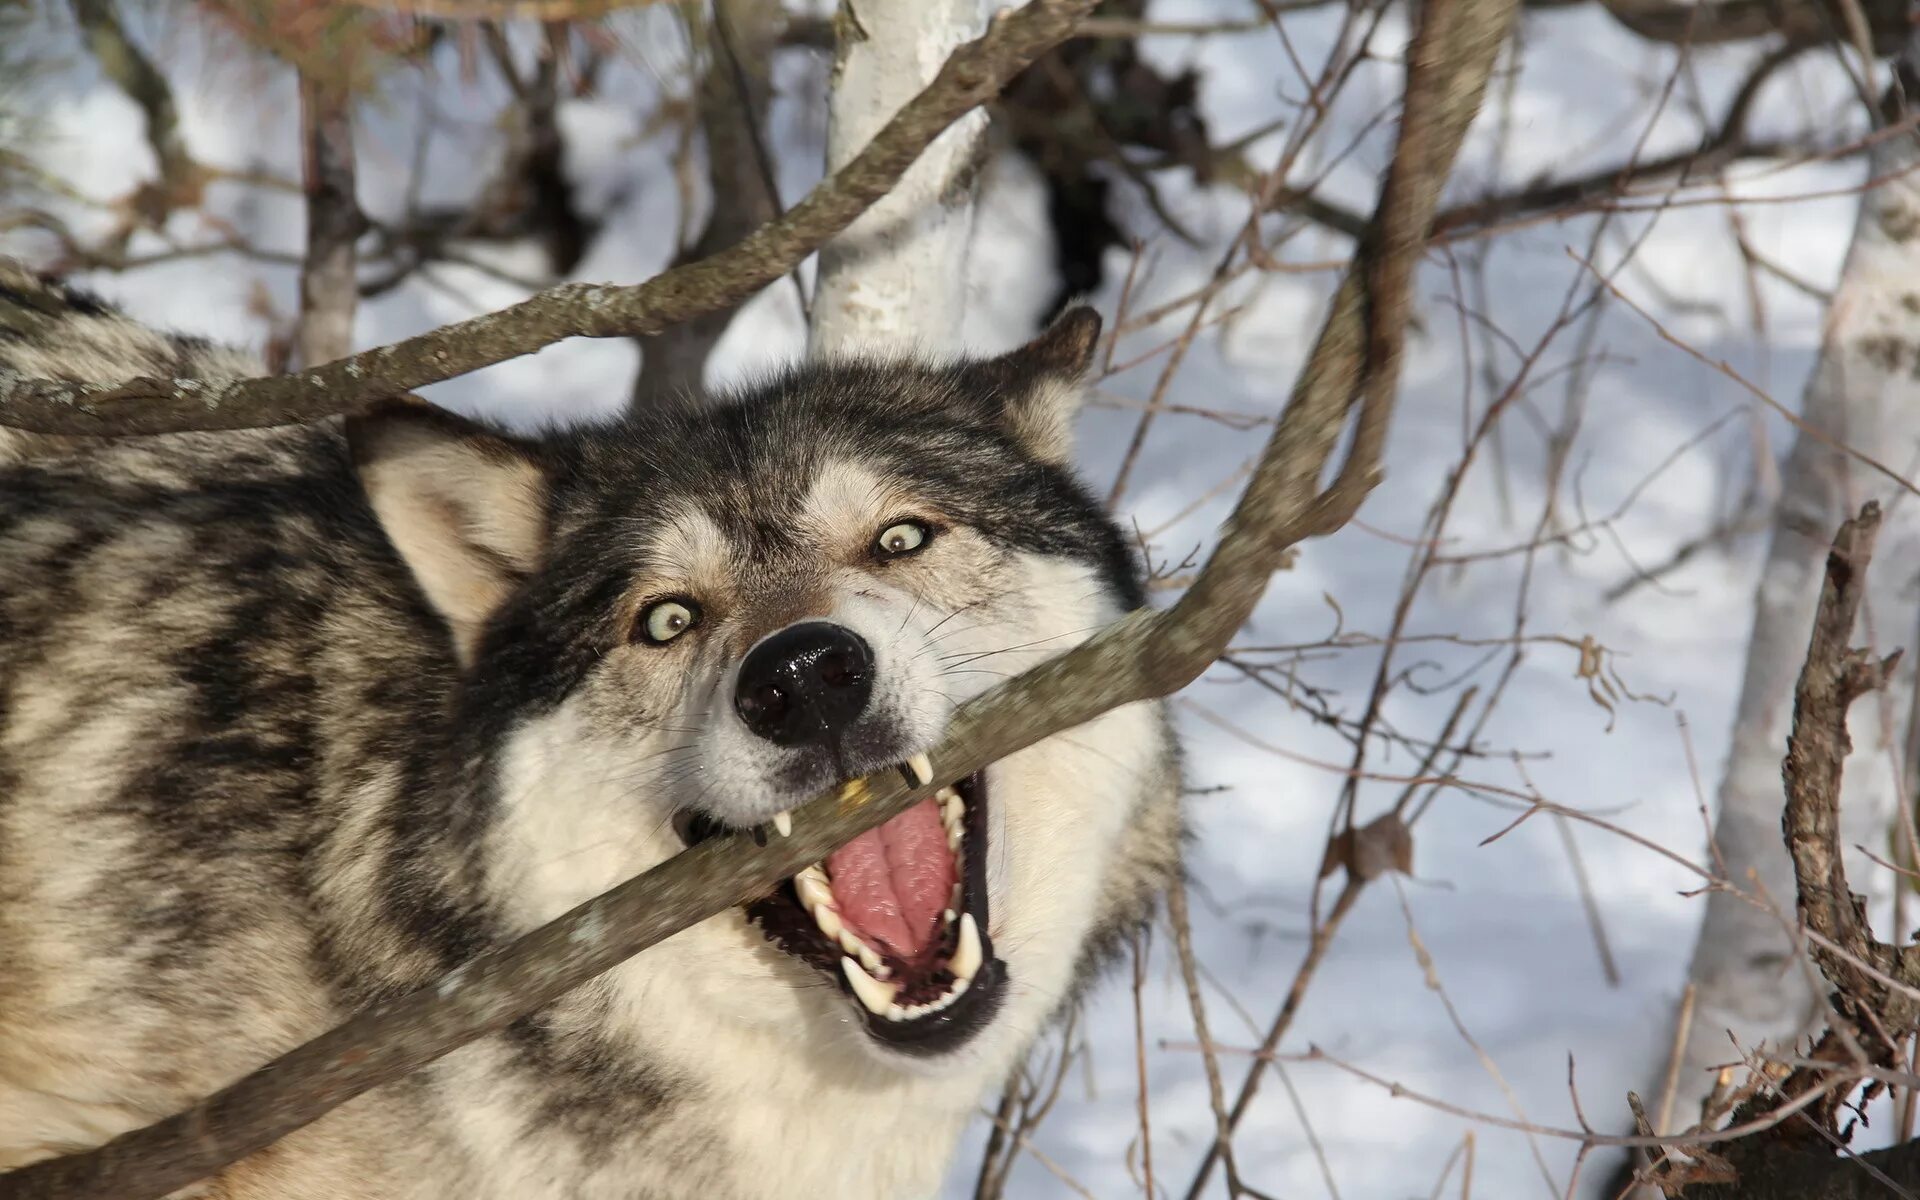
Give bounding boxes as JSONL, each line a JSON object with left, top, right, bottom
{"left": 0, "top": 260, "right": 262, "bottom": 392}
{"left": 0, "top": 260, "right": 326, "bottom": 475}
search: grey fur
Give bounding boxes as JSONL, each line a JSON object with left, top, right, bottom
{"left": 0, "top": 262, "right": 1181, "bottom": 1199}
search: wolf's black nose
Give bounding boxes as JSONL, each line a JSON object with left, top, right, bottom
{"left": 734, "top": 621, "right": 875, "bottom": 746}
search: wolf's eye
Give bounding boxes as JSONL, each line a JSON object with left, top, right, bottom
{"left": 638, "top": 599, "right": 700, "bottom": 645}
{"left": 875, "top": 521, "right": 931, "bottom": 558}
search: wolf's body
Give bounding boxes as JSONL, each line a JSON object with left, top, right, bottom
{"left": 0, "top": 264, "right": 1181, "bottom": 1199}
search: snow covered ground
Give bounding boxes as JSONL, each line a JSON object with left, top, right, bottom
{"left": 3, "top": 2, "right": 1886, "bottom": 1195}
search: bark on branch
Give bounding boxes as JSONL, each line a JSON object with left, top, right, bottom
{"left": 1673, "top": 503, "right": 1920, "bottom": 1198}
{"left": 1781, "top": 502, "right": 1910, "bottom": 1028}
{"left": 0, "top": 0, "right": 1099, "bottom": 436}
{"left": 0, "top": 0, "right": 1517, "bottom": 1195}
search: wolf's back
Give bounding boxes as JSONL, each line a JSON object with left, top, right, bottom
{"left": 0, "top": 259, "right": 264, "bottom": 459}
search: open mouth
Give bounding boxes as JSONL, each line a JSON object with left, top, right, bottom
{"left": 678, "top": 767, "right": 1006, "bottom": 1055}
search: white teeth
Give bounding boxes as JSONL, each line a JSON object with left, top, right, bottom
{"left": 883, "top": 978, "right": 971, "bottom": 1022}
{"left": 842, "top": 957, "right": 899, "bottom": 1015}
{"left": 771, "top": 810, "right": 793, "bottom": 838}
{"left": 943, "top": 907, "right": 956, "bottom": 926}
{"left": 952, "top": 912, "right": 983, "bottom": 981}
{"left": 797, "top": 869, "right": 847, "bottom": 943}
{"left": 835, "top": 928, "right": 889, "bottom": 979}
{"left": 815, "top": 904, "right": 843, "bottom": 941}
{"left": 939, "top": 786, "right": 967, "bottom": 852}
{"left": 796, "top": 866, "right": 834, "bottom": 912}
{"left": 904, "top": 754, "right": 934, "bottom": 787}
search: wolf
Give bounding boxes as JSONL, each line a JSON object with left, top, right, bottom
{"left": 0, "top": 259, "right": 1182, "bottom": 1198}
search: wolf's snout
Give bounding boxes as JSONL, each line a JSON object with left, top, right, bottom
{"left": 734, "top": 621, "right": 874, "bottom": 745}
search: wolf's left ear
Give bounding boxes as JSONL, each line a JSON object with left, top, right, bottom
{"left": 347, "top": 402, "right": 550, "bottom": 665}
{"left": 976, "top": 305, "right": 1102, "bottom": 466}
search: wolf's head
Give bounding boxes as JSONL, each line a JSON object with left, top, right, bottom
{"left": 348, "top": 308, "right": 1179, "bottom": 1069}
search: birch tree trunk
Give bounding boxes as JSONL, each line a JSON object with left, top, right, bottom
{"left": 808, "top": 0, "right": 988, "bottom": 355}
{"left": 1639, "top": 74, "right": 1920, "bottom": 1164}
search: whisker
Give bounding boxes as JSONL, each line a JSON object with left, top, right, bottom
{"left": 937, "top": 625, "right": 1103, "bottom": 669}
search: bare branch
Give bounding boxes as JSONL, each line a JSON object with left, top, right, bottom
{"left": 0, "top": 0, "right": 1102, "bottom": 436}
{"left": 1782, "top": 502, "right": 1911, "bottom": 1025}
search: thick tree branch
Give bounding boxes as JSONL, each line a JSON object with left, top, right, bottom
{"left": 0, "top": 0, "right": 1099, "bottom": 436}
{"left": 1666, "top": 504, "right": 1916, "bottom": 1198}
{"left": 1781, "top": 502, "right": 1910, "bottom": 1028}
{"left": 0, "top": 0, "right": 1512, "bottom": 1195}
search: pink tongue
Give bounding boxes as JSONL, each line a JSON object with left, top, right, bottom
{"left": 826, "top": 797, "right": 958, "bottom": 961}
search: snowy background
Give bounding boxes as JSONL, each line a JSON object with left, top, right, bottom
{"left": 1, "top": 2, "right": 1884, "bottom": 1195}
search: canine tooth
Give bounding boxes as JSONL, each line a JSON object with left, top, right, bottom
{"left": 771, "top": 810, "right": 792, "bottom": 838}
{"left": 952, "top": 912, "right": 983, "bottom": 981}
{"left": 904, "top": 754, "right": 933, "bottom": 788}
{"left": 841, "top": 957, "right": 899, "bottom": 1015}
{"left": 815, "top": 904, "right": 843, "bottom": 940}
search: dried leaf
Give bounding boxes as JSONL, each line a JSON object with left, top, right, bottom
{"left": 1319, "top": 812, "right": 1413, "bottom": 883}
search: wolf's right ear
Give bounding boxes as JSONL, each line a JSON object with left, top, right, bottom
{"left": 347, "top": 403, "right": 549, "bottom": 664}
{"left": 975, "top": 305, "right": 1102, "bottom": 466}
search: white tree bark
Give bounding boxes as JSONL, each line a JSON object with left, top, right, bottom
{"left": 808, "top": 0, "right": 988, "bottom": 355}
{"left": 1644, "top": 93, "right": 1920, "bottom": 1154}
